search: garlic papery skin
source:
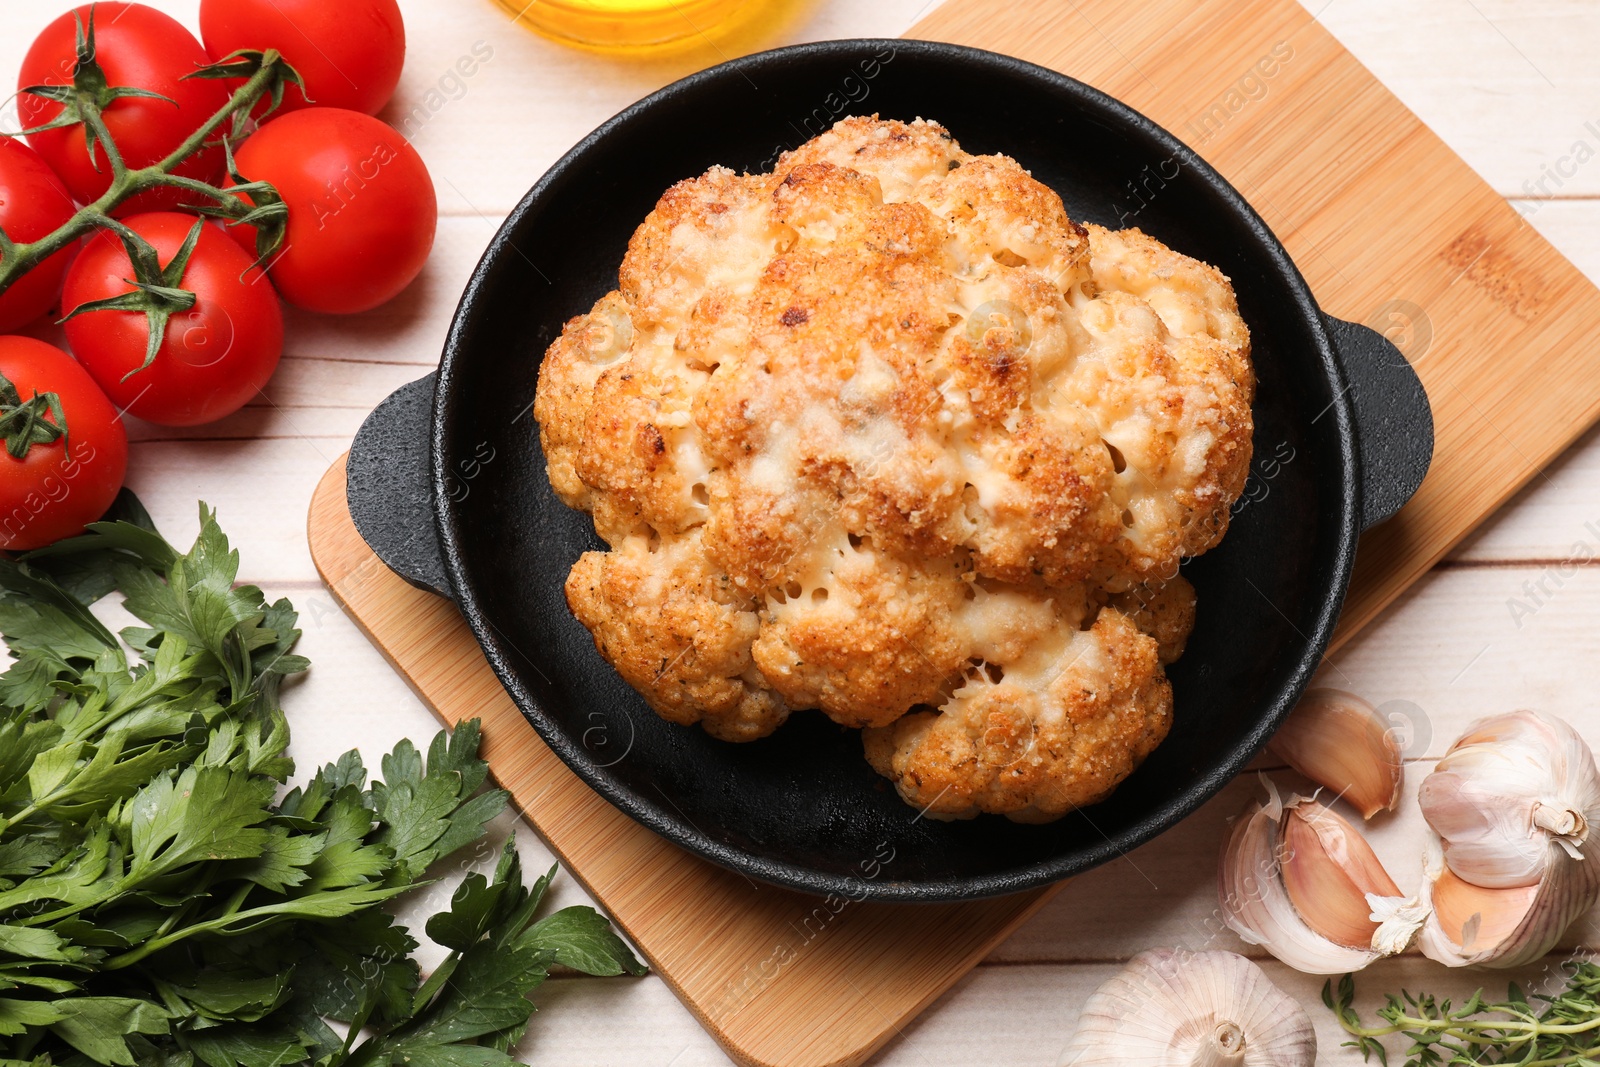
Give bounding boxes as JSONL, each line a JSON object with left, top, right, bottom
{"left": 1415, "top": 711, "right": 1600, "bottom": 968}
{"left": 1060, "top": 948, "right": 1315, "bottom": 1067}
{"left": 1267, "top": 688, "right": 1402, "bottom": 819}
{"left": 1417, "top": 837, "right": 1600, "bottom": 968}
{"left": 1419, "top": 710, "right": 1600, "bottom": 889}
{"left": 1218, "top": 782, "right": 1422, "bottom": 974}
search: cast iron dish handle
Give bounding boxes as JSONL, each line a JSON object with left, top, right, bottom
{"left": 1324, "top": 315, "right": 1434, "bottom": 529}
{"left": 347, "top": 316, "right": 1435, "bottom": 595}
{"left": 347, "top": 373, "right": 452, "bottom": 597}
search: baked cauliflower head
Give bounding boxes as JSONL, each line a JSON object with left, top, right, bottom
{"left": 535, "top": 116, "right": 1253, "bottom": 821}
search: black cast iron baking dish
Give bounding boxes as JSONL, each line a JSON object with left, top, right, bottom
{"left": 347, "top": 39, "right": 1433, "bottom": 902}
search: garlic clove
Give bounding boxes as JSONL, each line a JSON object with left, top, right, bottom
{"left": 1268, "top": 688, "right": 1402, "bottom": 819}
{"left": 1219, "top": 782, "right": 1421, "bottom": 974}
{"left": 1419, "top": 710, "right": 1600, "bottom": 889}
{"left": 1417, "top": 714, "right": 1600, "bottom": 970}
{"left": 1416, "top": 836, "right": 1600, "bottom": 969}
{"left": 1280, "top": 800, "right": 1402, "bottom": 949}
{"left": 1428, "top": 866, "right": 1538, "bottom": 953}
{"left": 1060, "top": 947, "right": 1315, "bottom": 1067}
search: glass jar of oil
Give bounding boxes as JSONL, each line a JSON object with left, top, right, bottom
{"left": 497, "top": 0, "right": 760, "bottom": 53}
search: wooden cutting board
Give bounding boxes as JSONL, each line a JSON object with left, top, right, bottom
{"left": 308, "top": 0, "right": 1600, "bottom": 1063}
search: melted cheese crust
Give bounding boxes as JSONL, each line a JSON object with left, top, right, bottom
{"left": 535, "top": 116, "right": 1253, "bottom": 819}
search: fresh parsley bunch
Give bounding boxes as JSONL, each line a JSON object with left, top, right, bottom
{"left": 0, "top": 498, "right": 643, "bottom": 1066}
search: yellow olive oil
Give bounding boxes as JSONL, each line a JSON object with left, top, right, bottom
{"left": 495, "top": 0, "right": 762, "bottom": 54}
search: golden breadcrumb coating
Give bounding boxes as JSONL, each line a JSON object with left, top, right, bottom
{"left": 1111, "top": 575, "right": 1200, "bottom": 666}
{"left": 863, "top": 609, "right": 1172, "bottom": 821}
{"left": 564, "top": 528, "right": 786, "bottom": 742}
{"left": 535, "top": 115, "right": 1253, "bottom": 819}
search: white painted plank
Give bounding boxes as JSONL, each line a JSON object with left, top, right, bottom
{"left": 123, "top": 439, "right": 338, "bottom": 582}
{"left": 254, "top": 356, "right": 427, "bottom": 410}
{"left": 274, "top": 216, "right": 492, "bottom": 368}
{"left": 1518, "top": 198, "right": 1600, "bottom": 285}
{"left": 1319, "top": 561, "right": 1600, "bottom": 744}
{"left": 520, "top": 955, "right": 1564, "bottom": 1067}
{"left": 397, "top": 0, "right": 939, "bottom": 218}
{"left": 1302, "top": 0, "right": 1600, "bottom": 198}
{"left": 125, "top": 406, "right": 366, "bottom": 444}
{"left": 20, "top": 0, "right": 1587, "bottom": 212}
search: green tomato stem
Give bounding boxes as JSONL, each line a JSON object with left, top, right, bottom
{"left": 80, "top": 103, "right": 126, "bottom": 179}
{"left": 0, "top": 54, "right": 284, "bottom": 298}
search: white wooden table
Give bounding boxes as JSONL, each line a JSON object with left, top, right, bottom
{"left": 6, "top": 0, "right": 1599, "bottom": 1061}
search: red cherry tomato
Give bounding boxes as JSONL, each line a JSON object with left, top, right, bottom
{"left": 0, "top": 336, "right": 128, "bottom": 550}
{"left": 0, "top": 137, "right": 78, "bottom": 332}
{"left": 227, "top": 108, "right": 436, "bottom": 314}
{"left": 199, "top": 0, "right": 405, "bottom": 117}
{"left": 18, "top": 3, "right": 230, "bottom": 215}
{"left": 61, "top": 212, "right": 284, "bottom": 427}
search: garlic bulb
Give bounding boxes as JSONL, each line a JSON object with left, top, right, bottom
{"left": 1420, "top": 710, "right": 1599, "bottom": 886}
{"left": 1416, "top": 710, "right": 1600, "bottom": 968}
{"left": 1268, "top": 688, "right": 1402, "bottom": 818}
{"left": 1060, "top": 948, "right": 1314, "bottom": 1066}
{"left": 1219, "top": 780, "right": 1424, "bottom": 974}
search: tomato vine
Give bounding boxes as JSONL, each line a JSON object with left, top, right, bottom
{"left": 0, "top": 10, "right": 296, "bottom": 307}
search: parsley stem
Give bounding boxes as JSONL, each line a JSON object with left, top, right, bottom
{"left": 17, "top": 892, "right": 111, "bottom": 929}
{"left": 2, "top": 802, "right": 42, "bottom": 830}
{"left": 219, "top": 879, "right": 252, "bottom": 917}
{"left": 101, "top": 883, "right": 406, "bottom": 970}
{"left": 146, "top": 864, "right": 224, "bottom": 947}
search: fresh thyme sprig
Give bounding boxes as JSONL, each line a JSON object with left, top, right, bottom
{"left": 1325, "top": 963, "right": 1600, "bottom": 1066}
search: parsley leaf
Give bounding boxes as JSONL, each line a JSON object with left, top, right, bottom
{"left": 0, "top": 500, "right": 642, "bottom": 1065}
{"left": 369, "top": 720, "right": 508, "bottom": 885}
{"left": 352, "top": 840, "right": 642, "bottom": 1066}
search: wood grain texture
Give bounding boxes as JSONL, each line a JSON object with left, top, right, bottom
{"left": 908, "top": 0, "right": 1600, "bottom": 647}
{"left": 303, "top": 2, "right": 1600, "bottom": 1063}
